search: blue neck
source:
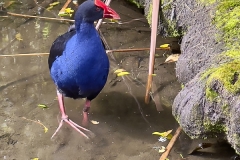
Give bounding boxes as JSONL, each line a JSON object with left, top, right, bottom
{"left": 75, "top": 19, "right": 97, "bottom": 41}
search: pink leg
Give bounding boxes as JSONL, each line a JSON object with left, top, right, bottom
{"left": 51, "top": 90, "right": 92, "bottom": 139}
{"left": 82, "top": 100, "right": 91, "bottom": 127}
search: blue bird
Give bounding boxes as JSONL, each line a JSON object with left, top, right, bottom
{"left": 48, "top": 0, "right": 120, "bottom": 139}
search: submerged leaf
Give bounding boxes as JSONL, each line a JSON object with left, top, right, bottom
{"left": 38, "top": 104, "right": 49, "bottom": 109}
{"left": 3, "top": 1, "right": 15, "bottom": 8}
{"left": 109, "top": 19, "right": 118, "bottom": 23}
{"left": 15, "top": 33, "right": 23, "bottom": 41}
{"left": 117, "top": 72, "right": 130, "bottom": 77}
{"left": 49, "top": 2, "right": 60, "bottom": 6}
{"left": 31, "top": 158, "right": 39, "bottom": 160}
{"left": 114, "top": 69, "right": 126, "bottom": 73}
{"left": 47, "top": 6, "right": 53, "bottom": 10}
{"left": 44, "top": 126, "right": 48, "bottom": 133}
{"left": 58, "top": 13, "right": 69, "bottom": 17}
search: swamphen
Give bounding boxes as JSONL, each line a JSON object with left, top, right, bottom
{"left": 48, "top": 0, "right": 120, "bottom": 139}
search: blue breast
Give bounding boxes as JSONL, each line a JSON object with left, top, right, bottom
{"left": 49, "top": 23, "right": 109, "bottom": 100}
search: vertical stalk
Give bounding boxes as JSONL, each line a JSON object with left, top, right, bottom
{"left": 145, "top": 0, "right": 160, "bottom": 104}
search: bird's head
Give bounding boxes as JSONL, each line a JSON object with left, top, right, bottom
{"left": 76, "top": 0, "right": 120, "bottom": 22}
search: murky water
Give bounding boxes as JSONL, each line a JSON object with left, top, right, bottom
{"left": 0, "top": 0, "right": 237, "bottom": 160}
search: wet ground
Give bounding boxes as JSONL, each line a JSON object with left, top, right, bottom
{"left": 0, "top": 0, "right": 237, "bottom": 160}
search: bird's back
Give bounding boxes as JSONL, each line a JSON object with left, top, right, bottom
{"left": 49, "top": 26, "right": 109, "bottom": 100}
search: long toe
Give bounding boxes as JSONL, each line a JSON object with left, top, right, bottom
{"left": 51, "top": 117, "right": 92, "bottom": 139}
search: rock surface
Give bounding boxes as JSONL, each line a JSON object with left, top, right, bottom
{"left": 137, "top": 0, "right": 240, "bottom": 154}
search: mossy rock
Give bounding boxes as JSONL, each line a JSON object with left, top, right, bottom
{"left": 171, "top": 0, "right": 240, "bottom": 155}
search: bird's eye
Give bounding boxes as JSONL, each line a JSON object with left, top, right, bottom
{"left": 96, "top": 6, "right": 101, "bottom": 11}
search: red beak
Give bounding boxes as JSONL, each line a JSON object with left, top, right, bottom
{"left": 95, "top": 0, "right": 120, "bottom": 19}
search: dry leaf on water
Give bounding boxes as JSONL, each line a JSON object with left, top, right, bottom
{"left": 114, "top": 69, "right": 130, "bottom": 77}
{"left": 152, "top": 129, "right": 173, "bottom": 140}
{"left": 158, "top": 146, "right": 166, "bottom": 153}
{"left": 160, "top": 44, "right": 170, "bottom": 48}
{"left": 90, "top": 120, "right": 99, "bottom": 124}
{"left": 117, "top": 72, "right": 130, "bottom": 76}
{"left": 165, "top": 54, "right": 180, "bottom": 63}
{"left": 114, "top": 69, "right": 126, "bottom": 73}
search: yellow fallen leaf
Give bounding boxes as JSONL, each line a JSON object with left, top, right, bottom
{"left": 15, "top": 33, "right": 23, "bottom": 41}
{"left": 65, "top": 8, "right": 74, "bottom": 14}
{"left": 160, "top": 44, "right": 170, "bottom": 48}
{"left": 58, "top": 8, "right": 74, "bottom": 17}
{"left": 117, "top": 72, "right": 130, "bottom": 77}
{"left": 44, "top": 126, "right": 48, "bottom": 133}
{"left": 165, "top": 54, "right": 179, "bottom": 63}
{"left": 152, "top": 130, "right": 173, "bottom": 140}
{"left": 114, "top": 69, "right": 126, "bottom": 73}
{"left": 90, "top": 120, "right": 99, "bottom": 124}
{"left": 38, "top": 104, "right": 49, "bottom": 109}
{"left": 31, "top": 158, "right": 39, "bottom": 160}
{"left": 152, "top": 74, "right": 157, "bottom": 76}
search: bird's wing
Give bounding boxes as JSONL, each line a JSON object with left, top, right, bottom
{"left": 48, "top": 28, "right": 76, "bottom": 70}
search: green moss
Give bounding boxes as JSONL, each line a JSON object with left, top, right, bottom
{"left": 147, "top": 4, "right": 153, "bottom": 25}
{"left": 206, "top": 88, "right": 218, "bottom": 101}
{"left": 202, "top": 60, "right": 240, "bottom": 94}
{"left": 199, "top": 0, "right": 240, "bottom": 49}
{"left": 215, "top": 1, "right": 240, "bottom": 49}
{"left": 127, "top": 0, "right": 144, "bottom": 8}
{"left": 203, "top": 120, "right": 227, "bottom": 133}
{"left": 165, "top": 21, "right": 182, "bottom": 37}
{"left": 225, "top": 50, "right": 240, "bottom": 59}
{"left": 221, "top": 103, "right": 230, "bottom": 116}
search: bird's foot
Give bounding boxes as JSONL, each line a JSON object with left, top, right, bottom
{"left": 51, "top": 116, "right": 92, "bottom": 139}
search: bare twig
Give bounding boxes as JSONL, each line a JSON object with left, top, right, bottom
{"left": 21, "top": 116, "right": 48, "bottom": 133}
{"left": 159, "top": 127, "right": 182, "bottom": 160}
{"left": 0, "top": 47, "right": 170, "bottom": 57}
{"left": 5, "top": 12, "right": 145, "bottom": 25}
{"left": 0, "top": 53, "right": 49, "bottom": 57}
{"left": 6, "top": 12, "right": 74, "bottom": 22}
{"left": 145, "top": 0, "right": 160, "bottom": 104}
{"left": 107, "top": 47, "right": 170, "bottom": 53}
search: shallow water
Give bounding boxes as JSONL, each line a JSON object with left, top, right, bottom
{"left": 0, "top": 0, "right": 236, "bottom": 160}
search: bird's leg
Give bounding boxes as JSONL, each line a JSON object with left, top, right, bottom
{"left": 82, "top": 99, "right": 91, "bottom": 126}
{"left": 51, "top": 90, "right": 91, "bottom": 139}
